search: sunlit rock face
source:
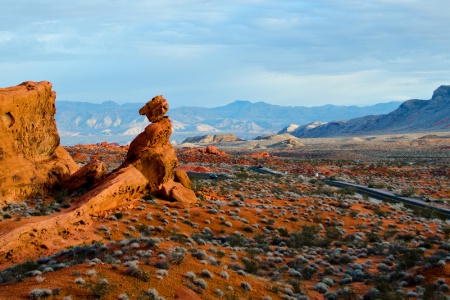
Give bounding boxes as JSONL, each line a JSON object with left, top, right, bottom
{"left": 0, "top": 81, "right": 78, "bottom": 201}
{"left": 121, "top": 95, "right": 196, "bottom": 206}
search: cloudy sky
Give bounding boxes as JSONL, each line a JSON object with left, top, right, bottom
{"left": 1, "top": 0, "right": 449, "bottom": 107}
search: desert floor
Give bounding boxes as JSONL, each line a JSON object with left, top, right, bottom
{"left": 0, "top": 132, "right": 449, "bottom": 300}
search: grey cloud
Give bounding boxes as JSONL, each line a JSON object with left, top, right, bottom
{"left": 0, "top": 0, "right": 449, "bottom": 107}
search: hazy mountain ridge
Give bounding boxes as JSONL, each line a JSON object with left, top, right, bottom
{"left": 287, "top": 85, "right": 450, "bottom": 138}
{"left": 56, "top": 99, "right": 401, "bottom": 145}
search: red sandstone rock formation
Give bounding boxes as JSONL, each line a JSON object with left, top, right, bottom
{"left": 174, "top": 286, "right": 202, "bottom": 300}
{"left": 198, "top": 145, "right": 227, "bottom": 155}
{"left": 120, "top": 95, "right": 196, "bottom": 205}
{"left": 0, "top": 165, "right": 148, "bottom": 263}
{"left": 0, "top": 81, "right": 79, "bottom": 201}
{"left": 0, "top": 91, "right": 195, "bottom": 262}
{"left": 63, "top": 160, "right": 107, "bottom": 192}
{"left": 251, "top": 151, "right": 272, "bottom": 158}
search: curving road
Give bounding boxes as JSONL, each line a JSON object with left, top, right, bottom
{"left": 248, "top": 166, "right": 285, "bottom": 176}
{"left": 323, "top": 179, "right": 450, "bottom": 217}
{"left": 186, "top": 171, "right": 230, "bottom": 180}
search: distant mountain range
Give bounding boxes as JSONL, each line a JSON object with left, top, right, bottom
{"left": 55, "top": 99, "right": 400, "bottom": 145}
{"left": 283, "top": 85, "right": 450, "bottom": 138}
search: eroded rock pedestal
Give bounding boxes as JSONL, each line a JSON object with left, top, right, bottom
{"left": 0, "top": 90, "right": 195, "bottom": 263}
{"left": 0, "top": 81, "right": 79, "bottom": 201}
{"left": 120, "top": 95, "right": 196, "bottom": 206}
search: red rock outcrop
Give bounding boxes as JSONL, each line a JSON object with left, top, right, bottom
{"left": 0, "top": 164, "right": 148, "bottom": 263}
{"left": 63, "top": 160, "right": 107, "bottom": 192}
{"left": 174, "top": 286, "right": 202, "bottom": 300}
{"left": 174, "top": 169, "right": 193, "bottom": 189}
{"left": 120, "top": 95, "right": 196, "bottom": 205}
{"left": 251, "top": 151, "right": 272, "bottom": 158}
{"left": 158, "top": 180, "right": 197, "bottom": 207}
{"left": 0, "top": 81, "right": 79, "bottom": 201}
{"left": 198, "top": 145, "right": 227, "bottom": 155}
{"left": 0, "top": 92, "right": 195, "bottom": 263}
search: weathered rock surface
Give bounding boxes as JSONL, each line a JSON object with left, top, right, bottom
{"left": 138, "top": 95, "right": 168, "bottom": 123}
{"left": 174, "top": 169, "right": 193, "bottom": 189}
{"left": 121, "top": 96, "right": 177, "bottom": 191}
{"left": 0, "top": 81, "right": 79, "bottom": 201}
{"left": 174, "top": 286, "right": 202, "bottom": 300}
{"left": 63, "top": 160, "right": 107, "bottom": 192}
{"left": 0, "top": 165, "right": 147, "bottom": 263}
{"left": 120, "top": 95, "right": 196, "bottom": 204}
{"left": 198, "top": 145, "right": 227, "bottom": 156}
{"left": 158, "top": 180, "right": 197, "bottom": 207}
{"left": 182, "top": 133, "right": 241, "bottom": 144}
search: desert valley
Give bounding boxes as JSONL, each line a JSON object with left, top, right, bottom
{"left": 1, "top": 81, "right": 450, "bottom": 300}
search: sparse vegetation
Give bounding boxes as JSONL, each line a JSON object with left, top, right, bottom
{"left": 1, "top": 140, "right": 449, "bottom": 299}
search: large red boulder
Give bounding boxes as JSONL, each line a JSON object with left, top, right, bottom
{"left": 0, "top": 81, "right": 79, "bottom": 201}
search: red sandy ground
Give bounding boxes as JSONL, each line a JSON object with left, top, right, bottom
{"left": 0, "top": 145, "right": 449, "bottom": 299}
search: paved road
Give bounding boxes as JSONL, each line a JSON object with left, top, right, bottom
{"left": 323, "top": 179, "right": 450, "bottom": 217}
{"left": 186, "top": 171, "right": 230, "bottom": 180}
{"left": 248, "top": 166, "right": 285, "bottom": 176}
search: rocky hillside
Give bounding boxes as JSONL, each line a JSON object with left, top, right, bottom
{"left": 182, "top": 133, "right": 242, "bottom": 144}
{"left": 286, "top": 85, "right": 450, "bottom": 138}
{"left": 55, "top": 99, "right": 400, "bottom": 145}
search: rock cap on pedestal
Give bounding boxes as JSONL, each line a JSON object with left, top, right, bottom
{"left": 139, "top": 95, "right": 169, "bottom": 123}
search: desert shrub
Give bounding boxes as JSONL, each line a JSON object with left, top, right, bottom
{"left": 341, "top": 186, "right": 357, "bottom": 195}
{"left": 200, "top": 269, "right": 213, "bottom": 278}
{"left": 195, "top": 278, "right": 207, "bottom": 289}
{"left": 365, "top": 231, "right": 382, "bottom": 243}
{"left": 156, "top": 269, "right": 168, "bottom": 276}
{"left": 215, "top": 288, "right": 223, "bottom": 297}
{"left": 28, "top": 288, "right": 52, "bottom": 299}
{"left": 74, "top": 277, "right": 85, "bottom": 284}
{"left": 336, "top": 288, "right": 359, "bottom": 300}
{"left": 314, "top": 282, "right": 329, "bottom": 293}
{"left": 118, "top": 294, "right": 129, "bottom": 300}
{"left": 288, "top": 279, "right": 305, "bottom": 294}
{"left": 367, "top": 275, "right": 406, "bottom": 300}
{"left": 125, "top": 261, "right": 149, "bottom": 282}
{"left": 322, "top": 277, "right": 335, "bottom": 286}
{"left": 395, "top": 248, "right": 425, "bottom": 270}
{"left": 190, "top": 249, "right": 207, "bottom": 260}
{"left": 278, "top": 227, "right": 289, "bottom": 237}
{"left": 372, "top": 206, "right": 387, "bottom": 217}
{"left": 216, "top": 250, "right": 226, "bottom": 258}
{"left": 376, "top": 263, "right": 390, "bottom": 272}
{"left": 153, "top": 260, "right": 169, "bottom": 270}
{"left": 146, "top": 288, "right": 160, "bottom": 300}
{"left": 288, "top": 225, "right": 321, "bottom": 248}
{"left": 168, "top": 247, "right": 187, "bottom": 265}
{"left": 242, "top": 258, "right": 260, "bottom": 274}
{"left": 89, "top": 278, "right": 111, "bottom": 298}
{"left": 383, "top": 229, "right": 399, "bottom": 240}
{"left": 185, "top": 271, "right": 196, "bottom": 281}
{"left": 0, "top": 260, "right": 39, "bottom": 283}
{"left": 325, "top": 226, "right": 343, "bottom": 240}
{"left": 240, "top": 281, "right": 252, "bottom": 291}
{"left": 323, "top": 291, "right": 338, "bottom": 300}
{"left": 52, "top": 288, "right": 61, "bottom": 295}
{"left": 143, "top": 191, "right": 154, "bottom": 201}
{"left": 301, "top": 266, "right": 317, "bottom": 280}
{"left": 220, "top": 271, "right": 229, "bottom": 280}
{"left": 398, "top": 187, "right": 416, "bottom": 197}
